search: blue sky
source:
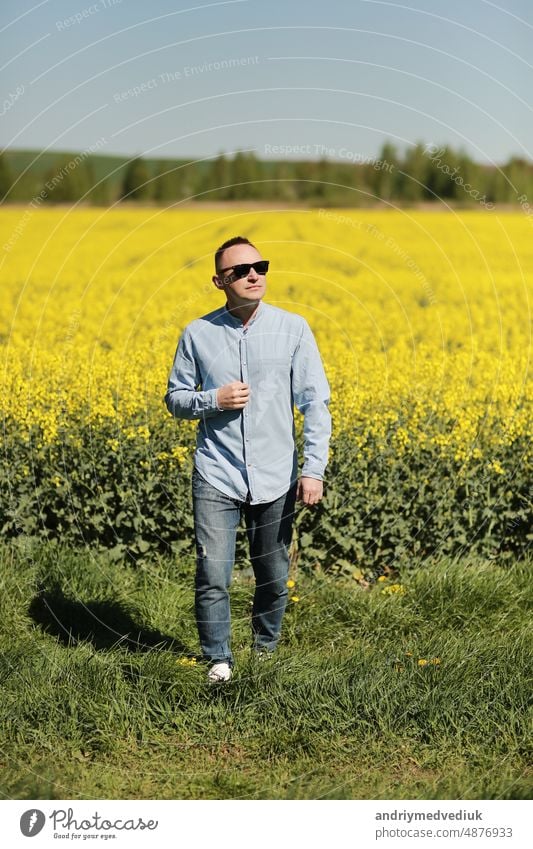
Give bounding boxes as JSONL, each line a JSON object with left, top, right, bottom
{"left": 2, "top": 0, "right": 532, "bottom": 164}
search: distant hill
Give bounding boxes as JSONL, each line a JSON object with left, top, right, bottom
{"left": 1, "top": 145, "right": 532, "bottom": 207}
{"left": 1, "top": 149, "right": 197, "bottom": 204}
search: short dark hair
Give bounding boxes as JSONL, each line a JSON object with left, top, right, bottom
{"left": 214, "top": 236, "right": 257, "bottom": 271}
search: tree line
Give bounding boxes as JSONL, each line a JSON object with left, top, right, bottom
{"left": 1, "top": 142, "right": 532, "bottom": 206}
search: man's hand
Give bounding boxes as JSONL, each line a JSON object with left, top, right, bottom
{"left": 216, "top": 381, "right": 250, "bottom": 410}
{"left": 296, "top": 476, "right": 323, "bottom": 506}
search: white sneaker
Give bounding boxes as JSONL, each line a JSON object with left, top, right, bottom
{"left": 207, "top": 662, "right": 232, "bottom": 682}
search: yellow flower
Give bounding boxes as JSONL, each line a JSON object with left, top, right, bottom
{"left": 176, "top": 657, "right": 197, "bottom": 666}
{"left": 418, "top": 658, "right": 428, "bottom": 666}
{"left": 381, "top": 583, "right": 406, "bottom": 595}
{"left": 290, "top": 595, "right": 300, "bottom": 603}
{"left": 431, "top": 657, "right": 441, "bottom": 665}
{"left": 377, "top": 575, "right": 388, "bottom": 582}
{"left": 170, "top": 445, "right": 189, "bottom": 466}
{"left": 286, "top": 579, "right": 296, "bottom": 588}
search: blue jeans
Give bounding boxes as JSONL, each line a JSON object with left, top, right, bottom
{"left": 192, "top": 467, "right": 297, "bottom": 667}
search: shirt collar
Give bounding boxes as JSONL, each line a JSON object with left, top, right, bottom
{"left": 223, "top": 299, "right": 264, "bottom": 327}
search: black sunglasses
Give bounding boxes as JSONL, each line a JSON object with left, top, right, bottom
{"left": 218, "top": 260, "right": 269, "bottom": 279}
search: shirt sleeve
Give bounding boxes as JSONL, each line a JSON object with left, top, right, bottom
{"left": 291, "top": 319, "right": 332, "bottom": 479}
{"left": 164, "top": 326, "right": 222, "bottom": 420}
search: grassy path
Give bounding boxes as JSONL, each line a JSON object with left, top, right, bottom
{"left": 1, "top": 540, "right": 531, "bottom": 799}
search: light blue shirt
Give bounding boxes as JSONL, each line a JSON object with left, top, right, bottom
{"left": 164, "top": 299, "right": 331, "bottom": 504}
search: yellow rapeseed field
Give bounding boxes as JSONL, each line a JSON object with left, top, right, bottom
{"left": 2, "top": 205, "right": 530, "bottom": 562}
{"left": 1, "top": 206, "right": 531, "bottom": 475}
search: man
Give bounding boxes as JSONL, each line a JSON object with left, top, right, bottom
{"left": 164, "top": 236, "right": 331, "bottom": 682}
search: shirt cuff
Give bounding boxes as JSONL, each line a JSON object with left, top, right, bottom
{"left": 210, "top": 388, "right": 223, "bottom": 412}
{"left": 300, "top": 467, "right": 324, "bottom": 480}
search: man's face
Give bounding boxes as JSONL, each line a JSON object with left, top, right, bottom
{"left": 212, "top": 244, "right": 267, "bottom": 305}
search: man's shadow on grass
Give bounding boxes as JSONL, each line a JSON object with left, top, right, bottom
{"left": 28, "top": 582, "right": 194, "bottom": 656}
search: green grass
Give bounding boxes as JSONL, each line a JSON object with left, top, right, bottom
{"left": 0, "top": 538, "right": 531, "bottom": 800}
